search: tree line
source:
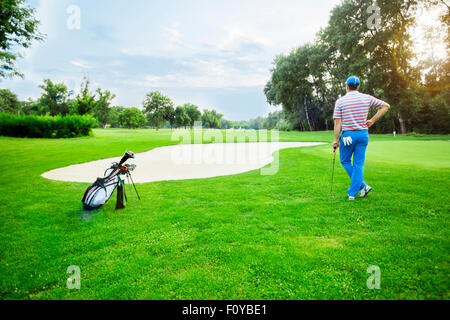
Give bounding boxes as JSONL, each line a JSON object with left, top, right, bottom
{"left": 220, "top": 111, "right": 291, "bottom": 130}
{"left": 264, "top": 0, "right": 449, "bottom": 134}
{"left": 0, "top": 78, "right": 117, "bottom": 127}
{"left": 1, "top": 79, "right": 296, "bottom": 130}
{"left": 141, "top": 91, "right": 224, "bottom": 130}
{"left": 0, "top": 79, "right": 228, "bottom": 129}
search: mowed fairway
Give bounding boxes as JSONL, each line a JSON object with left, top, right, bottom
{"left": 0, "top": 129, "right": 448, "bottom": 299}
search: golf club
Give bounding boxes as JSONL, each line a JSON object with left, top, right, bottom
{"left": 330, "top": 147, "right": 336, "bottom": 198}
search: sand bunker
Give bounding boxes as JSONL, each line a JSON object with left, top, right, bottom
{"left": 42, "top": 142, "right": 325, "bottom": 183}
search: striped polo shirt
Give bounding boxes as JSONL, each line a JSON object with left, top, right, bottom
{"left": 333, "top": 91, "right": 385, "bottom": 131}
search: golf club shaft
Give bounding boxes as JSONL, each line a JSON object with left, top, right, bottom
{"left": 330, "top": 149, "right": 336, "bottom": 195}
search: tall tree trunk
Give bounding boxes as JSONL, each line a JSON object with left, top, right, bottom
{"left": 304, "top": 104, "right": 313, "bottom": 131}
{"left": 398, "top": 112, "right": 406, "bottom": 134}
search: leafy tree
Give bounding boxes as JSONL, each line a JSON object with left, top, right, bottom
{"left": 184, "top": 103, "right": 202, "bottom": 129}
{"left": 234, "top": 120, "right": 250, "bottom": 129}
{"left": 75, "top": 78, "right": 96, "bottom": 115}
{"left": 263, "top": 111, "right": 284, "bottom": 129}
{"left": 220, "top": 119, "right": 232, "bottom": 129}
{"left": 265, "top": 47, "right": 310, "bottom": 130}
{"left": 0, "top": 0, "right": 44, "bottom": 78}
{"left": 94, "top": 88, "right": 116, "bottom": 128}
{"left": 248, "top": 116, "right": 265, "bottom": 129}
{"left": 142, "top": 91, "right": 174, "bottom": 130}
{"left": 19, "top": 98, "right": 41, "bottom": 115}
{"left": 0, "top": 88, "right": 20, "bottom": 114}
{"left": 202, "top": 109, "right": 223, "bottom": 129}
{"left": 38, "top": 79, "right": 69, "bottom": 116}
{"left": 218, "top": 111, "right": 293, "bottom": 131}
{"left": 175, "top": 105, "right": 191, "bottom": 128}
{"left": 108, "top": 106, "right": 126, "bottom": 128}
{"left": 165, "top": 104, "right": 175, "bottom": 129}
{"left": 275, "top": 117, "right": 291, "bottom": 131}
{"left": 412, "top": 90, "right": 450, "bottom": 134}
{"left": 118, "top": 107, "right": 146, "bottom": 129}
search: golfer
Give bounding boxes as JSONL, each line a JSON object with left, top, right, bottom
{"left": 332, "top": 76, "right": 390, "bottom": 200}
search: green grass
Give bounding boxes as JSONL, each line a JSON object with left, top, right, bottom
{"left": 0, "top": 129, "right": 449, "bottom": 299}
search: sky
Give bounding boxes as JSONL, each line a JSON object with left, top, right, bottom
{"left": 1, "top": 0, "right": 341, "bottom": 120}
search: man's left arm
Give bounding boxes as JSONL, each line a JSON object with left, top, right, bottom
{"left": 332, "top": 101, "right": 342, "bottom": 150}
{"left": 333, "top": 118, "right": 342, "bottom": 150}
{"left": 366, "top": 102, "right": 390, "bottom": 128}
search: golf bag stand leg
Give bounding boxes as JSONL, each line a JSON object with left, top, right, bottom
{"left": 126, "top": 172, "right": 136, "bottom": 208}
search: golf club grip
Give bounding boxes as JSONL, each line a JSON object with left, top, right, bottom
{"left": 119, "top": 153, "right": 130, "bottom": 166}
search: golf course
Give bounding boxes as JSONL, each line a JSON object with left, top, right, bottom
{"left": 0, "top": 129, "right": 448, "bottom": 300}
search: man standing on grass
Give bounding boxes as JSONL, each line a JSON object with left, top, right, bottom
{"left": 332, "top": 76, "right": 390, "bottom": 200}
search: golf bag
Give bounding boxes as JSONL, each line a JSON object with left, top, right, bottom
{"left": 82, "top": 151, "right": 140, "bottom": 210}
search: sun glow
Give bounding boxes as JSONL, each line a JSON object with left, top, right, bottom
{"left": 408, "top": 5, "right": 449, "bottom": 69}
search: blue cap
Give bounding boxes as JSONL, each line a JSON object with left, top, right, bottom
{"left": 346, "top": 75, "right": 360, "bottom": 88}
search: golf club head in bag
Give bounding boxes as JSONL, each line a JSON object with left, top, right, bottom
{"left": 81, "top": 151, "right": 137, "bottom": 210}
{"left": 119, "top": 151, "right": 135, "bottom": 166}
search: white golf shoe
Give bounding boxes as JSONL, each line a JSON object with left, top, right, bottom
{"left": 360, "top": 185, "right": 372, "bottom": 198}
{"left": 348, "top": 196, "right": 356, "bottom": 200}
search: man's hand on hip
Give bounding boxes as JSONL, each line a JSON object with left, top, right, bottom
{"left": 366, "top": 103, "right": 390, "bottom": 129}
{"left": 366, "top": 119, "right": 375, "bottom": 128}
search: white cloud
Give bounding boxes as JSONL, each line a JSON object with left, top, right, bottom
{"left": 164, "top": 21, "right": 186, "bottom": 50}
{"left": 70, "top": 60, "right": 92, "bottom": 69}
{"left": 122, "top": 56, "right": 269, "bottom": 89}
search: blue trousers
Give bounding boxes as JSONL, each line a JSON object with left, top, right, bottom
{"left": 339, "top": 130, "right": 369, "bottom": 197}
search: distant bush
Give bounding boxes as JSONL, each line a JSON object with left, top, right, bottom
{"left": 118, "top": 107, "right": 146, "bottom": 129}
{"left": 275, "top": 118, "right": 292, "bottom": 131}
{"left": 0, "top": 113, "right": 98, "bottom": 138}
